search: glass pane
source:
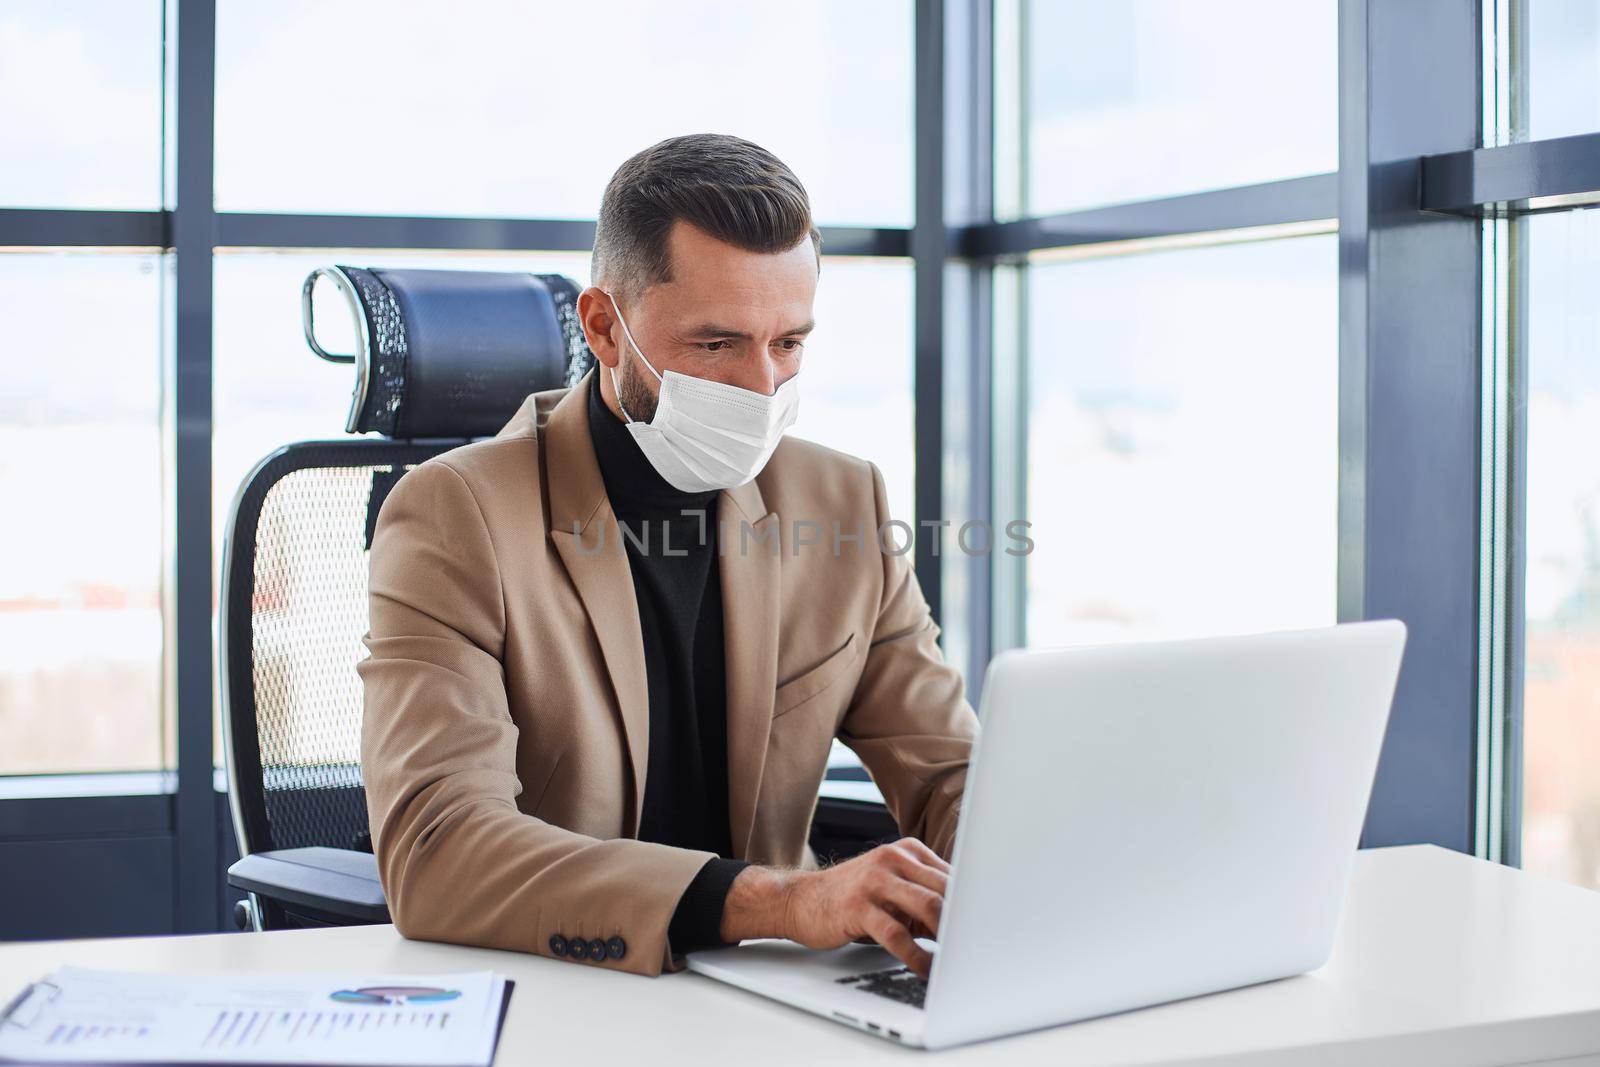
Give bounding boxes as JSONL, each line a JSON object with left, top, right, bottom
{"left": 791, "top": 258, "right": 915, "bottom": 784}
{"left": 212, "top": 251, "right": 912, "bottom": 764}
{"left": 0, "top": 253, "right": 165, "bottom": 774}
{"left": 1526, "top": 0, "right": 1600, "bottom": 142}
{"left": 794, "top": 259, "right": 915, "bottom": 525}
{"left": 1019, "top": 0, "right": 1337, "bottom": 218}
{"left": 1024, "top": 233, "right": 1338, "bottom": 647}
{"left": 214, "top": 1, "right": 911, "bottom": 227}
{"left": 0, "top": 2, "right": 163, "bottom": 209}
{"left": 1522, "top": 208, "right": 1600, "bottom": 890}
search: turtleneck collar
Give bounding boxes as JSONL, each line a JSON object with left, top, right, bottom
{"left": 586, "top": 370, "right": 719, "bottom": 521}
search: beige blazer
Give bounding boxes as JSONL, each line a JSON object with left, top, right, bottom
{"left": 358, "top": 372, "right": 978, "bottom": 976}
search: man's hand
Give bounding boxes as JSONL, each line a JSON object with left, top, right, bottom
{"left": 718, "top": 838, "right": 949, "bottom": 978}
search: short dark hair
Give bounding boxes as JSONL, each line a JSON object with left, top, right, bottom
{"left": 592, "top": 133, "right": 822, "bottom": 302}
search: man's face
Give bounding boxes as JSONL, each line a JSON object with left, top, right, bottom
{"left": 583, "top": 220, "right": 818, "bottom": 423}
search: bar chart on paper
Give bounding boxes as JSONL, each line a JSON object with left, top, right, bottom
{"left": 199, "top": 1005, "right": 456, "bottom": 1048}
{"left": 40, "top": 1021, "right": 151, "bottom": 1046}
{"left": 0, "top": 967, "right": 512, "bottom": 1066}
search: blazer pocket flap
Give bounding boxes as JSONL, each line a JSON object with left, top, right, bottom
{"left": 773, "top": 634, "right": 859, "bottom": 718}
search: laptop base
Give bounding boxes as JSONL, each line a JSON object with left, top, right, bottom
{"left": 687, "top": 939, "right": 929, "bottom": 1047}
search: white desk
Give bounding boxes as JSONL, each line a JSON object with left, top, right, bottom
{"left": 3, "top": 846, "right": 1598, "bottom": 1065}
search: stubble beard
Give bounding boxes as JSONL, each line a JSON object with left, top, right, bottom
{"left": 617, "top": 352, "right": 660, "bottom": 425}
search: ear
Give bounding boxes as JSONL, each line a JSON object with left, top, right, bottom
{"left": 577, "top": 286, "right": 623, "bottom": 368}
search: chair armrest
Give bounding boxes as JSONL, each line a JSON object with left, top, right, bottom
{"left": 228, "top": 846, "right": 390, "bottom": 925}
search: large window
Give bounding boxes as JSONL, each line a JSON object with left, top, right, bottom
{"left": 988, "top": 1, "right": 1340, "bottom": 657}
{"left": 1012, "top": 0, "right": 1336, "bottom": 218}
{"left": 0, "top": 253, "right": 167, "bottom": 775}
{"left": 1524, "top": 0, "right": 1600, "bottom": 142}
{"left": 13, "top": 0, "right": 1589, "bottom": 936}
{"left": 214, "top": 0, "right": 913, "bottom": 227}
{"left": 0, "top": 1, "right": 163, "bottom": 209}
{"left": 2, "top": 0, "right": 919, "bottom": 931}
{"left": 1472, "top": 0, "right": 1600, "bottom": 890}
{"left": 0, "top": 2, "right": 167, "bottom": 778}
{"left": 1521, "top": 208, "right": 1600, "bottom": 890}
{"left": 1019, "top": 233, "right": 1338, "bottom": 648}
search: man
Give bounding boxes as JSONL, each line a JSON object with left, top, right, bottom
{"left": 359, "top": 133, "right": 978, "bottom": 980}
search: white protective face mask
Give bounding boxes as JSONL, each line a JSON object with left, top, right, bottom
{"left": 604, "top": 291, "right": 800, "bottom": 494}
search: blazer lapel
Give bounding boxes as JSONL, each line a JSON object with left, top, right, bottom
{"left": 719, "top": 479, "right": 781, "bottom": 858}
{"left": 545, "top": 375, "right": 650, "bottom": 836}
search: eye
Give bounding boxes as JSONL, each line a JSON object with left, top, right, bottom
{"left": 701, "top": 340, "right": 732, "bottom": 353}
{"left": 777, "top": 338, "right": 805, "bottom": 352}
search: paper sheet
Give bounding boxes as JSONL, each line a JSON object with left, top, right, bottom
{"left": 0, "top": 966, "right": 509, "bottom": 1066}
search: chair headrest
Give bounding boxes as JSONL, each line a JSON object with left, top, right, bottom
{"left": 303, "top": 266, "right": 596, "bottom": 439}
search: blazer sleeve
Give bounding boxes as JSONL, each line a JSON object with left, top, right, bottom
{"left": 357, "top": 459, "right": 717, "bottom": 976}
{"left": 836, "top": 461, "right": 980, "bottom": 860}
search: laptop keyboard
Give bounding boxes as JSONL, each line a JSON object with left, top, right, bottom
{"left": 835, "top": 966, "right": 927, "bottom": 1010}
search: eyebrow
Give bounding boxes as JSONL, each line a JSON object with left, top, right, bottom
{"left": 682, "top": 319, "right": 816, "bottom": 340}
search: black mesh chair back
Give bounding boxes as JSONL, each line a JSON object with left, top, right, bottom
{"left": 221, "top": 268, "right": 593, "bottom": 929}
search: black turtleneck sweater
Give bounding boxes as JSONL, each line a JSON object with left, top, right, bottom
{"left": 585, "top": 375, "right": 751, "bottom": 955}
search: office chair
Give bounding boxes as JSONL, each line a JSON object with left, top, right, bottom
{"left": 220, "top": 266, "right": 595, "bottom": 930}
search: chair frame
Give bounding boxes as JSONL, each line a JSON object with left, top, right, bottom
{"left": 220, "top": 437, "right": 465, "bottom": 926}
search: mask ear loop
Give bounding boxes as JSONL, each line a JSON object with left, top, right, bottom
{"left": 605, "top": 291, "right": 664, "bottom": 425}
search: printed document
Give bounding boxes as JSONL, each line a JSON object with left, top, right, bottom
{"left": 0, "top": 966, "right": 511, "bottom": 1066}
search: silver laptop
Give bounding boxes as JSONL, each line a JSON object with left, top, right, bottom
{"left": 687, "top": 621, "right": 1407, "bottom": 1049}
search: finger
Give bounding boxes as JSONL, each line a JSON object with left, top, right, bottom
{"left": 896, "top": 837, "right": 951, "bottom": 874}
{"left": 874, "top": 874, "right": 943, "bottom": 939}
{"left": 867, "top": 907, "right": 933, "bottom": 979}
{"left": 883, "top": 903, "right": 936, "bottom": 941}
{"left": 883, "top": 847, "right": 949, "bottom": 898}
